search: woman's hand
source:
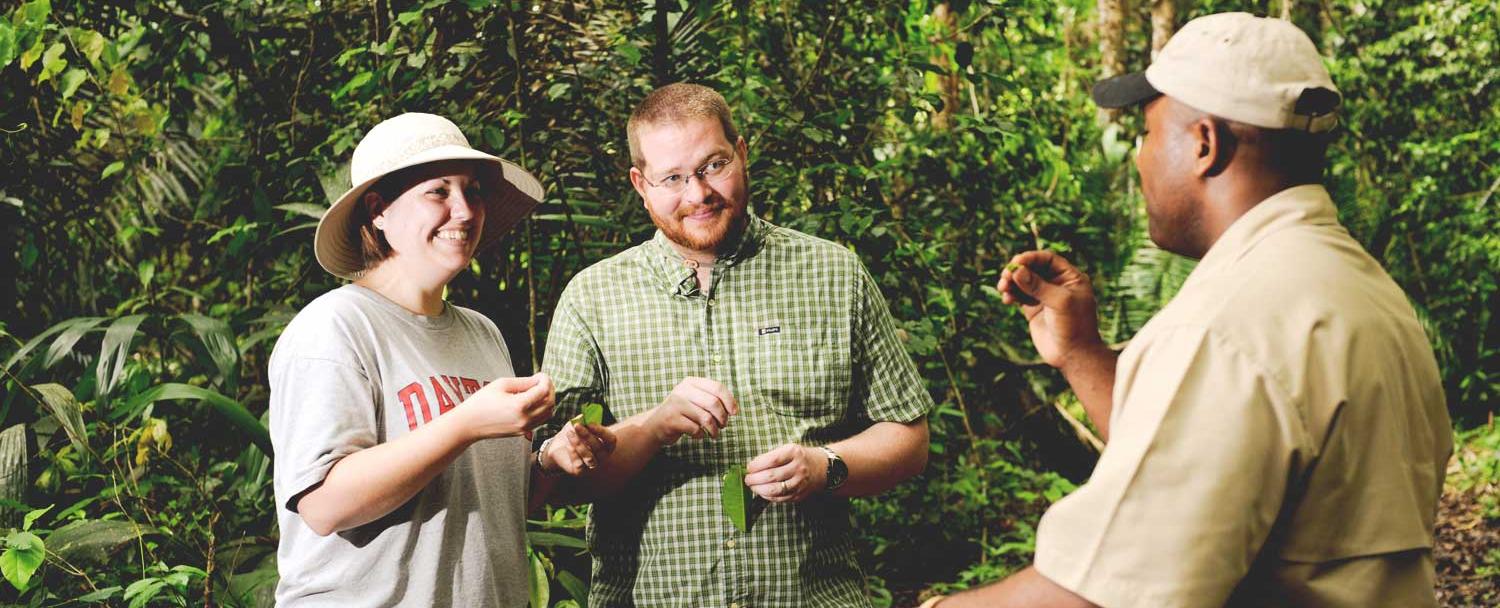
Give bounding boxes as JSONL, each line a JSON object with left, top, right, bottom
{"left": 455, "top": 373, "right": 555, "bottom": 441}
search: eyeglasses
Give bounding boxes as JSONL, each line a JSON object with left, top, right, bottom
{"left": 641, "top": 154, "right": 737, "bottom": 194}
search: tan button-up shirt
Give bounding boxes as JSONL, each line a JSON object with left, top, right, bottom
{"left": 1034, "top": 185, "right": 1451, "bottom": 607}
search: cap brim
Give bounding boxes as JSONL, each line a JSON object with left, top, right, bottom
{"left": 1091, "top": 72, "right": 1161, "bottom": 109}
{"left": 314, "top": 146, "right": 545, "bottom": 280}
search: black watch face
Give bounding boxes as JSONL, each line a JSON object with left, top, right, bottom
{"left": 828, "top": 457, "right": 848, "bottom": 489}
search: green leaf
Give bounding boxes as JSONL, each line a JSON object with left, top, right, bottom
{"left": 76, "top": 586, "right": 122, "bottom": 602}
{"left": 20, "top": 505, "right": 50, "bottom": 531}
{"left": 41, "top": 316, "right": 109, "bottom": 369}
{"left": 19, "top": 0, "right": 51, "bottom": 29}
{"left": 33, "top": 383, "right": 87, "bottom": 454}
{"left": 721, "top": 464, "right": 751, "bottom": 532}
{"left": 333, "top": 71, "right": 372, "bottom": 100}
{"left": 274, "top": 202, "right": 327, "bottom": 219}
{"left": 96, "top": 314, "right": 146, "bottom": 399}
{"left": 525, "top": 531, "right": 587, "bottom": 550}
{"left": 0, "top": 425, "right": 28, "bottom": 524}
{"left": 101, "top": 160, "right": 125, "bottom": 179}
{"left": 58, "top": 67, "right": 86, "bottom": 99}
{"left": 557, "top": 569, "right": 589, "bottom": 607}
{"left": 2, "top": 316, "right": 99, "bottom": 375}
{"left": 396, "top": 10, "right": 423, "bottom": 25}
{"left": 38, "top": 41, "right": 65, "bottom": 82}
{"left": 0, "top": 531, "right": 44, "bottom": 591}
{"left": 18, "top": 39, "right": 42, "bottom": 70}
{"left": 0, "top": 22, "right": 17, "bottom": 68}
{"left": 76, "top": 29, "right": 105, "bottom": 65}
{"left": 567, "top": 403, "right": 604, "bottom": 427}
{"left": 527, "top": 550, "right": 549, "bottom": 608}
{"left": 124, "top": 578, "right": 166, "bottom": 608}
{"left": 122, "top": 383, "right": 272, "bottom": 456}
{"left": 176, "top": 313, "right": 239, "bottom": 388}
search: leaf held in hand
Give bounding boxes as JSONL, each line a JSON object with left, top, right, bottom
{"left": 721, "top": 464, "right": 752, "bottom": 532}
{"left": 568, "top": 402, "right": 604, "bottom": 427}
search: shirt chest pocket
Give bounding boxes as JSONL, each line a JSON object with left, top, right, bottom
{"left": 749, "top": 324, "right": 851, "bottom": 420}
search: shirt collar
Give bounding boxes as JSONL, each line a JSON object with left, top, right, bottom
{"left": 1190, "top": 184, "right": 1339, "bottom": 279}
{"left": 646, "top": 215, "right": 771, "bottom": 297}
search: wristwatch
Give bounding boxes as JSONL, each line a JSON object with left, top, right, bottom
{"left": 820, "top": 446, "right": 847, "bottom": 492}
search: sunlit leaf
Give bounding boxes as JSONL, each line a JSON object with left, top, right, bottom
{"left": 32, "top": 384, "right": 87, "bottom": 454}
{"left": 122, "top": 383, "right": 271, "bottom": 456}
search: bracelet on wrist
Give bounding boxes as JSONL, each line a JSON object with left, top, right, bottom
{"left": 535, "top": 437, "right": 561, "bottom": 478}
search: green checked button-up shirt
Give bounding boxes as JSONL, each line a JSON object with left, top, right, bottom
{"left": 538, "top": 216, "right": 933, "bottom": 608}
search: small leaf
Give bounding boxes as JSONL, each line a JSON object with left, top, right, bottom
{"left": 568, "top": 403, "right": 604, "bottom": 427}
{"left": 0, "top": 531, "right": 45, "bottom": 591}
{"left": 124, "top": 578, "right": 166, "bottom": 608}
{"left": 59, "top": 67, "right": 87, "bottom": 100}
{"left": 21, "top": 505, "right": 51, "bottom": 531}
{"left": 527, "top": 550, "right": 549, "bottom": 608}
{"left": 76, "top": 29, "right": 105, "bottom": 65}
{"left": 721, "top": 464, "right": 751, "bottom": 532}
{"left": 274, "top": 202, "right": 328, "bottom": 219}
{"left": 525, "top": 531, "right": 587, "bottom": 549}
{"left": 0, "top": 22, "right": 17, "bottom": 68}
{"left": 557, "top": 569, "right": 589, "bottom": 607}
{"left": 77, "top": 586, "right": 122, "bottom": 602}
{"left": 18, "top": 39, "right": 43, "bottom": 70}
{"left": 38, "top": 41, "right": 65, "bottom": 82}
{"left": 102, "top": 160, "right": 125, "bottom": 179}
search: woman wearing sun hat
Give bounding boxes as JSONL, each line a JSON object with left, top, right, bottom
{"left": 267, "top": 113, "right": 615, "bottom": 606}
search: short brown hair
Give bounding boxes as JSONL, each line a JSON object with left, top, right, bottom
{"left": 350, "top": 167, "right": 420, "bottom": 270}
{"left": 627, "top": 83, "right": 740, "bottom": 169}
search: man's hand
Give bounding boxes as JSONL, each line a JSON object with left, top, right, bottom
{"left": 541, "top": 422, "right": 618, "bottom": 475}
{"left": 643, "top": 377, "right": 739, "bottom": 446}
{"left": 744, "top": 444, "right": 825, "bottom": 503}
{"left": 997, "top": 251, "right": 1107, "bottom": 368}
{"left": 454, "top": 373, "right": 555, "bottom": 442}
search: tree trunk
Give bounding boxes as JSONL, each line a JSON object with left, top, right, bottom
{"left": 653, "top": 0, "right": 671, "bottom": 85}
{"left": 1096, "top": 0, "right": 1127, "bottom": 126}
{"left": 929, "top": 2, "right": 961, "bottom": 131}
{"left": 1150, "top": 0, "right": 1176, "bottom": 59}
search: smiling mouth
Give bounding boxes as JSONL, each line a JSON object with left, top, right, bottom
{"left": 435, "top": 229, "right": 470, "bottom": 242}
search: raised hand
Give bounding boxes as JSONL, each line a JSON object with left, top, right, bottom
{"left": 744, "top": 444, "right": 824, "bottom": 503}
{"left": 996, "top": 251, "right": 1106, "bottom": 368}
{"left": 454, "top": 373, "right": 555, "bottom": 441}
{"left": 644, "top": 377, "right": 739, "bottom": 445}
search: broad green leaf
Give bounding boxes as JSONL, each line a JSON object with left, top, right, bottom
{"left": 3, "top": 316, "right": 99, "bottom": 375}
{"left": 41, "top": 316, "right": 109, "bottom": 369}
{"left": 124, "top": 577, "right": 166, "bottom": 608}
{"left": 20, "top": 505, "right": 50, "bottom": 531}
{"left": 0, "top": 531, "right": 44, "bottom": 591}
{"left": 274, "top": 202, "right": 328, "bottom": 220}
{"left": 32, "top": 384, "right": 87, "bottom": 454}
{"left": 0, "top": 22, "right": 16, "bottom": 68}
{"left": 38, "top": 41, "right": 65, "bottom": 82}
{"left": 58, "top": 67, "right": 86, "bottom": 99}
{"left": 18, "top": 39, "right": 42, "bottom": 71}
{"left": 122, "top": 383, "right": 271, "bottom": 456}
{"left": 0, "top": 425, "right": 26, "bottom": 527}
{"left": 96, "top": 314, "right": 146, "bottom": 398}
{"left": 19, "top": 0, "right": 51, "bottom": 29}
{"left": 721, "top": 464, "right": 751, "bottom": 532}
{"left": 557, "top": 569, "right": 589, "bottom": 607}
{"left": 176, "top": 313, "right": 239, "bottom": 389}
{"left": 75, "top": 29, "right": 104, "bottom": 65}
{"left": 47, "top": 519, "right": 151, "bottom": 565}
{"left": 568, "top": 403, "right": 604, "bottom": 427}
{"left": 333, "top": 71, "right": 372, "bottom": 100}
{"left": 225, "top": 558, "right": 278, "bottom": 608}
{"left": 527, "top": 550, "right": 548, "bottom": 608}
{"left": 396, "top": 10, "right": 423, "bottom": 25}
{"left": 76, "top": 586, "right": 122, "bottom": 602}
{"left": 101, "top": 160, "right": 124, "bottom": 179}
{"left": 525, "top": 531, "right": 587, "bottom": 550}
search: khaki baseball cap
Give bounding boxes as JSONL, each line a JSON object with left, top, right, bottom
{"left": 1092, "top": 12, "right": 1341, "bottom": 133}
{"left": 314, "top": 113, "right": 545, "bottom": 280}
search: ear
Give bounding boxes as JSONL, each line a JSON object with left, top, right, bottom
{"left": 1193, "top": 118, "right": 1234, "bottom": 178}
{"left": 363, "top": 191, "right": 387, "bottom": 230}
{"left": 629, "top": 166, "right": 650, "bottom": 207}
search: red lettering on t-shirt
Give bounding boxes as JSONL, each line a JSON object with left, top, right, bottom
{"left": 430, "top": 376, "right": 456, "bottom": 414}
{"left": 396, "top": 383, "right": 432, "bottom": 430}
{"left": 441, "top": 375, "right": 466, "bottom": 400}
{"left": 460, "top": 377, "right": 481, "bottom": 398}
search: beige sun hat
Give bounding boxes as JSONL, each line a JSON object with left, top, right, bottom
{"left": 314, "top": 112, "right": 545, "bottom": 279}
{"left": 1091, "top": 12, "right": 1341, "bottom": 133}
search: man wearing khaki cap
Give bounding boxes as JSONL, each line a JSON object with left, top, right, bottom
{"left": 926, "top": 13, "right": 1451, "bottom": 608}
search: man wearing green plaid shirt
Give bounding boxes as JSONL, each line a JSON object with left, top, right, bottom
{"left": 534, "top": 83, "right": 933, "bottom": 607}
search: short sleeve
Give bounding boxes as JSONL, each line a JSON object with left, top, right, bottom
{"left": 269, "top": 355, "right": 380, "bottom": 512}
{"left": 850, "top": 263, "right": 934, "bottom": 423}
{"left": 536, "top": 282, "right": 607, "bottom": 447}
{"left": 1033, "top": 325, "right": 1304, "bottom": 608}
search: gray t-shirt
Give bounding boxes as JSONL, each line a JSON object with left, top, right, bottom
{"left": 269, "top": 284, "right": 529, "bottom": 607}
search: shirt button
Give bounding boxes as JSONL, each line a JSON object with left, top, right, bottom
{"left": 725, "top": 539, "right": 736, "bottom": 549}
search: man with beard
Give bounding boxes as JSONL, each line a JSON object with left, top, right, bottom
{"left": 923, "top": 13, "right": 1450, "bottom": 608}
{"left": 535, "top": 83, "right": 933, "bottom": 607}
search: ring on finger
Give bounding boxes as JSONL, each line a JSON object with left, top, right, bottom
{"left": 780, "top": 480, "right": 790, "bottom": 495}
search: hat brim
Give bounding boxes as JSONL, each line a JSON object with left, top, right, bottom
{"left": 1091, "top": 72, "right": 1162, "bottom": 109}
{"left": 314, "top": 145, "right": 545, "bottom": 280}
